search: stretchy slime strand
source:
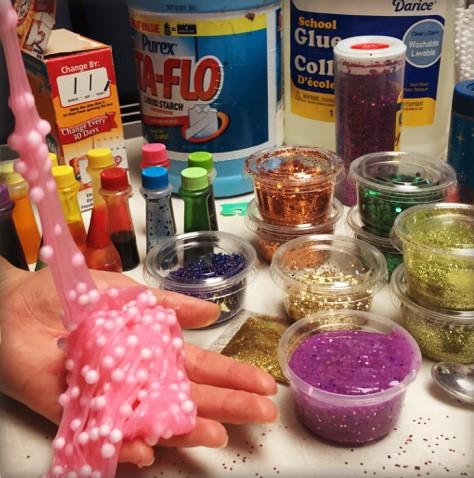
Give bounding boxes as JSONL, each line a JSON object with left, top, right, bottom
{"left": 0, "top": 3, "right": 196, "bottom": 477}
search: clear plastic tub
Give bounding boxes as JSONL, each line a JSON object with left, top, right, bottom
{"left": 346, "top": 206, "right": 402, "bottom": 277}
{"left": 244, "top": 146, "right": 344, "bottom": 226}
{"left": 278, "top": 310, "right": 421, "bottom": 445}
{"left": 144, "top": 231, "right": 257, "bottom": 326}
{"left": 350, "top": 151, "right": 457, "bottom": 236}
{"left": 391, "top": 265, "right": 474, "bottom": 364}
{"left": 246, "top": 199, "right": 343, "bottom": 263}
{"left": 271, "top": 235, "right": 387, "bottom": 321}
{"left": 391, "top": 203, "right": 474, "bottom": 310}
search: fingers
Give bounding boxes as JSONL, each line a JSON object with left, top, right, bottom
{"left": 119, "top": 439, "right": 155, "bottom": 467}
{"left": 192, "top": 383, "right": 279, "bottom": 425}
{"left": 184, "top": 343, "right": 277, "bottom": 396}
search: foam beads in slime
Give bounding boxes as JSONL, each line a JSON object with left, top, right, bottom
{"left": 0, "top": 3, "right": 196, "bottom": 477}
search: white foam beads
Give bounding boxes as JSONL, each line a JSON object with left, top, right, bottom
{"left": 46, "top": 289, "right": 196, "bottom": 477}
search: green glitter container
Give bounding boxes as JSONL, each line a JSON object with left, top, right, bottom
{"left": 392, "top": 203, "right": 474, "bottom": 311}
{"left": 350, "top": 152, "right": 456, "bottom": 236}
{"left": 391, "top": 265, "right": 474, "bottom": 364}
{"left": 346, "top": 206, "right": 403, "bottom": 277}
{"left": 270, "top": 234, "right": 387, "bottom": 321}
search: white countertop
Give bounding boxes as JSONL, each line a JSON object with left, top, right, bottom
{"left": 0, "top": 138, "right": 472, "bottom": 478}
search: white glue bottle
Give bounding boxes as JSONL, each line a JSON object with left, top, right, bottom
{"left": 283, "top": 0, "right": 455, "bottom": 159}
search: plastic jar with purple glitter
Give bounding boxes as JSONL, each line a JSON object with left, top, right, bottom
{"left": 278, "top": 310, "right": 421, "bottom": 445}
{"left": 143, "top": 231, "right": 257, "bottom": 326}
{"left": 334, "top": 36, "right": 406, "bottom": 206}
{"left": 245, "top": 198, "right": 343, "bottom": 263}
{"left": 244, "top": 146, "right": 344, "bottom": 226}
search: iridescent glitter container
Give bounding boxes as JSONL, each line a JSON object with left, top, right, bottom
{"left": 144, "top": 231, "right": 257, "bottom": 326}
{"left": 334, "top": 36, "right": 406, "bottom": 206}
{"left": 271, "top": 235, "right": 387, "bottom": 321}
{"left": 244, "top": 146, "right": 343, "bottom": 226}
{"left": 346, "top": 206, "right": 402, "bottom": 277}
{"left": 246, "top": 199, "right": 343, "bottom": 263}
{"left": 392, "top": 203, "right": 474, "bottom": 311}
{"left": 350, "top": 151, "right": 456, "bottom": 236}
{"left": 391, "top": 265, "right": 474, "bottom": 364}
{"left": 278, "top": 310, "right": 421, "bottom": 445}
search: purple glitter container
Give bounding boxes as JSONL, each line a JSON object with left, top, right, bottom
{"left": 278, "top": 310, "right": 421, "bottom": 445}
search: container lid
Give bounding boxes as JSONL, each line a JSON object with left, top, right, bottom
{"left": 334, "top": 35, "right": 406, "bottom": 65}
{"left": 452, "top": 80, "right": 474, "bottom": 118}
{"left": 48, "top": 153, "right": 59, "bottom": 168}
{"left": 271, "top": 234, "right": 387, "bottom": 295}
{"left": 52, "top": 165, "right": 77, "bottom": 190}
{"left": 349, "top": 151, "right": 456, "bottom": 197}
{"left": 127, "top": 0, "right": 279, "bottom": 13}
{"left": 142, "top": 166, "right": 169, "bottom": 190}
{"left": 246, "top": 198, "right": 343, "bottom": 238}
{"left": 346, "top": 206, "right": 400, "bottom": 251}
{"left": 390, "top": 265, "right": 474, "bottom": 325}
{"left": 141, "top": 143, "right": 169, "bottom": 169}
{"left": 391, "top": 202, "right": 474, "bottom": 257}
{"left": 100, "top": 167, "right": 130, "bottom": 191}
{"left": 180, "top": 167, "right": 208, "bottom": 191}
{"left": 0, "top": 183, "right": 13, "bottom": 210}
{"left": 188, "top": 151, "right": 213, "bottom": 173}
{"left": 87, "top": 148, "right": 115, "bottom": 170}
{"left": 144, "top": 231, "right": 257, "bottom": 296}
{"left": 244, "top": 146, "right": 344, "bottom": 189}
{"left": 0, "top": 161, "right": 23, "bottom": 186}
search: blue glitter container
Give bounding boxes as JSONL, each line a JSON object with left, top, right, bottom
{"left": 143, "top": 231, "right": 257, "bottom": 326}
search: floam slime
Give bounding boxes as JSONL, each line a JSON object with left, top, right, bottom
{"left": 0, "top": 3, "right": 196, "bottom": 477}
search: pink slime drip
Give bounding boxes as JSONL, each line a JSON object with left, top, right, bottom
{"left": 0, "top": 3, "right": 196, "bottom": 477}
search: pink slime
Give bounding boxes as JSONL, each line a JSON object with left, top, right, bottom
{"left": 0, "top": 3, "right": 196, "bottom": 477}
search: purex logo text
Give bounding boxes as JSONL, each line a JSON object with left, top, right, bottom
{"left": 392, "top": 0, "right": 434, "bottom": 12}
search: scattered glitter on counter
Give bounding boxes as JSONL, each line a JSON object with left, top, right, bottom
{"left": 244, "top": 146, "right": 343, "bottom": 226}
{"left": 271, "top": 235, "right": 387, "bottom": 321}
{"left": 279, "top": 311, "right": 421, "bottom": 445}
{"left": 391, "top": 265, "right": 474, "bottom": 364}
{"left": 393, "top": 203, "right": 474, "bottom": 310}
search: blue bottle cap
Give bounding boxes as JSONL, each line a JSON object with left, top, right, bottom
{"left": 142, "top": 166, "right": 169, "bottom": 190}
{"left": 452, "top": 80, "right": 474, "bottom": 119}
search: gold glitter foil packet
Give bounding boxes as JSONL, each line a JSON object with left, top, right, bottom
{"left": 209, "top": 310, "right": 291, "bottom": 384}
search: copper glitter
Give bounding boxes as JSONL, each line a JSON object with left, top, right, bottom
{"left": 244, "top": 146, "right": 343, "bottom": 225}
{"left": 218, "top": 312, "right": 291, "bottom": 383}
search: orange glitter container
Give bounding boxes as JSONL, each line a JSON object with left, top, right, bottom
{"left": 244, "top": 146, "right": 344, "bottom": 226}
{"left": 246, "top": 198, "right": 343, "bottom": 262}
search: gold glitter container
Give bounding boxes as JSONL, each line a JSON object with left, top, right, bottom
{"left": 271, "top": 235, "right": 387, "bottom": 321}
{"left": 245, "top": 198, "right": 343, "bottom": 262}
{"left": 244, "top": 146, "right": 344, "bottom": 225}
{"left": 391, "top": 265, "right": 474, "bottom": 364}
{"left": 392, "top": 203, "right": 474, "bottom": 310}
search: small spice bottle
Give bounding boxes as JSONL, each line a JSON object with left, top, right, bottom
{"left": 0, "top": 183, "right": 28, "bottom": 270}
{"left": 334, "top": 36, "right": 406, "bottom": 206}
{"left": 100, "top": 167, "right": 140, "bottom": 271}
{"left": 179, "top": 167, "right": 211, "bottom": 233}
{"left": 140, "top": 166, "right": 176, "bottom": 253}
{"left": 188, "top": 151, "right": 218, "bottom": 231}
{"left": 140, "top": 143, "right": 169, "bottom": 170}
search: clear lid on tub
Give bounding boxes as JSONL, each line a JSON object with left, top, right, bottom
{"left": 126, "top": 0, "right": 280, "bottom": 13}
{"left": 271, "top": 234, "right": 387, "bottom": 295}
{"left": 349, "top": 151, "right": 457, "bottom": 197}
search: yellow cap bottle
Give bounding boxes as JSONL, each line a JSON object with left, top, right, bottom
{"left": 86, "top": 148, "right": 115, "bottom": 206}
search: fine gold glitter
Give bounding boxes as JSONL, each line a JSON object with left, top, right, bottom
{"left": 404, "top": 222, "right": 474, "bottom": 310}
{"left": 220, "top": 313, "right": 291, "bottom": 384}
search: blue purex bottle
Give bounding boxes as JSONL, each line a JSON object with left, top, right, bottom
{"left": 126, "top": 0, "right": 283, "bottom": 197}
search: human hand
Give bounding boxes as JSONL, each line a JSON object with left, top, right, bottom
{"left": 0, "top": 258, "right": 278, "bottom": 468}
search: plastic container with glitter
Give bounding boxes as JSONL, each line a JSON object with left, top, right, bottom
{"left": 244, "top": 146, "right": 344, "bottom": 226}
{"left": 246, "top": 199, "right": 343, "bottom": 263}
{"left": 346, "top": 206, "right": 402, "bottom": 277}
{"left": 144, "top": 231, "right": 257, "bottom": 326}
{"left": 271, "top": 235, "right": 387, "bottom": 321}
{"left": 391, "top": 265, "right": 474, "bottom": 364}
{"left": 350, "top": 151, "right": 457, "bottom": 236}
{"left": 278, "top": 310, "right": 421, "bottom": 445}
{"left": 391, "top": 203, "right": 474, "bottom": 311}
